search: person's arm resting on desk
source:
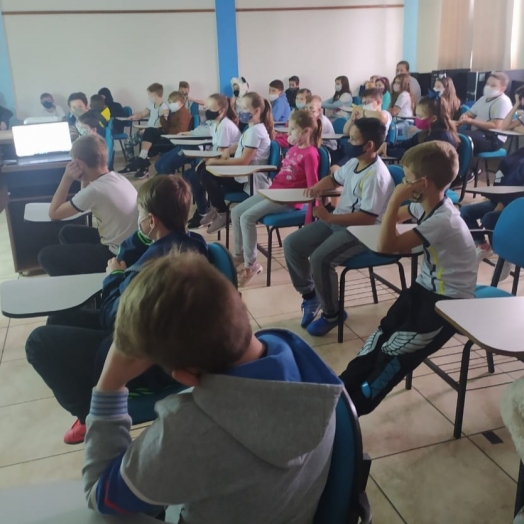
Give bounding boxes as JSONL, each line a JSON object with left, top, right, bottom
{"left": 206, "top": 145, "right": 257, "bottom": 167}
{"left": 49, "top": 161, "right": 86, "bottom": 220}
{"left": 130, "top": 108, "right": 150, "bottom": 121}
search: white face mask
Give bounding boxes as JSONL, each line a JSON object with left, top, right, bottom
{"left": 138, "top": 215, "right": 154, "bottom": 240}
{"left": 393, "top": 84, "right": 400, "bottom": 93}
{"left": 434, "top": 87, "right": 445, "bottom": 95}
{"left": 362, "top": 103, "right": 375, "bottom": 111}
{"left": 169, "top": 102, "right": 181, "bottom": 112}
{"left": 335, "top": 84, "right": 342, "bottom": 92}
{"left": 483, "top": 85, "right": 500, "bottom": 98}
{"left": 268, "top": 93, "right": 279, "bottom": 102}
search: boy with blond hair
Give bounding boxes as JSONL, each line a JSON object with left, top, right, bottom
{"left": 83, "top": 252, "right": 343, "bottom": 523}
{"left": 340, "top": 141, "right": 477, "bottom": 415}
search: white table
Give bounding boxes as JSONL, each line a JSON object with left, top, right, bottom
{"left": 464, "top": 186, "right": 524, "bottom": 197}
{"left": 182, "top": 150, "right": 221, "bottom": 159}
{"left": 133, "top": 124, "right": 149, "bottom": 130}
{"left": 321, "top": 133, "right": 344, "bottom": 140}
{"left": 0, "top": 273, "right": 105, "bottom": 318}
{"left": 162, "top": 133, "right": 212, "bottom": 140}
{"left": 169, "top": 139, "right": 212, "bottom": 146}
{"left": 258, "top": 188, "right": 341, "bottom": 204}
{"left": 24, "top": 202, "right": 90, "bottom": 223}
{"left": 274, "top": 126, "right": 287, "bottom": 134}
{"left": 115, "top": 117, "right": 130, "bottom": 121}
{"left": 488, "top": 128, "right": 523, "bottom": 153}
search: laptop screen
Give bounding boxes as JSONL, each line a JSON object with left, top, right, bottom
{"left": 12, "top": 122, "right": 72, "bottom": 158}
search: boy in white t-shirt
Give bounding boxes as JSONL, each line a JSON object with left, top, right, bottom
{"left": 120, "top": 83, "right": 169, "bottom": 171}
{"left": 39, "top": 135, "right": 138, "bottom": 276}
{"left": 340, "top": 141, "right": 477, "bottom": 415}
{"left": 458, "top": 71, "right": 513, "bottom": 153}
{"left": 284, "top": 118, "right": 395, "bottom": 337}
{"left": 40, "top": 93, "right": 65, "bottom": 119}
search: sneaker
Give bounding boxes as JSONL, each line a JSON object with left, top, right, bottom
{"left": 200, "top": 207, "right": 218, "bottom": 226}
{"left": 301, "top": 296, "right": 321, "bottom": 328}
{"left": 498, "top": 260, "right": 514, "bottom": 281}
{"left": 119, "top": 158, "right": 139, "bottom": 174}
{"left": 476, "top": 245, "right": 494, "bottom": 265}
{"left": 134, "top": 167, "right": 149, "bottom": 180}
{"left": 187, "top": 209, "right": 205, "bottom": 229}
{"left": 63, "top": 419, "right": 86, "bottom": 445}
{"left": 232, "top": 255, "right": 245, "bottom": 269}
{"left": 207, "top": 213, "right": 228, "bottom": 234}
{"left": 238, "top": 262, "right": 263, "bottom": 287}
{"left": 307, "top": 311, "right": 348, "bottom": 337}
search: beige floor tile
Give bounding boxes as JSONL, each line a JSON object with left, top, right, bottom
{"left": 2, "top": 321, "right": 45, "bottom": 362}
{"left": 9, "top": 316, "right": 47, "bottom": 327}
{"left": 359, "top": 384, "right": 454, "bottom": 458}
{"left": 366, "top": 477, "right": 406, "bottom": 524}
{"left": 0, "top": 315, "right": 9, "bottom": 329}
{"left": 469, "top": 427, "right": 521, "bottom": 481}
{"left": 343, "top": 299, "right": 396, "bottom": 339}
{"left": 0, "top": 398, "right": 80, "bottom": 467}
{"left": 372, "top": 439, "right": 515, "bottom": 524}
{"left": 313, "top": 338, "right": 364, "bottom": 375}
{"left": 243, "top": 283, "right": 302, "bottom": 319}
{"left": 0, "top": 450, "right": 83, "bottom": 490}
{"left": 0, "top": 359, "right": 53, "bottom": 407}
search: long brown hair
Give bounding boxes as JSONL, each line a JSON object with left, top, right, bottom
{"left": 243, "top": 92, "right": 275, "bottom": 139}
{"left": 416, "top": 96, "right": 459, "bottom": 147}
{"left": 334, "top": 75, "right": 351, "bottom": 102}
{"left": 435, "top": 77, "right": 461, "bottom": 118}
{"left": 390, "top": 73, "right": 415, "bottom": 111}
{"left": 289, "top": 109, "right": 322, "bottom": 147}
{"left": 208, "top": 93, "right": 239, "bottom": 126}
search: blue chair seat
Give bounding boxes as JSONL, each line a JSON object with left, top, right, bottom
{"left": 474, "top": 285, "right": 513, "bottom": 299}
{"left": 224, "top": 191, "right": 249, "bottom": 204}
{"left": 128, "top": 383, "right": 186, "bottom": 425}
{"left": 259, "top": 209, "right": 306, "bottom": 228}
{"left": 114, "top": 132, "right": 128, "bottom": 140}
{"left": 446, "top": 189, "right": 459, "bottom": 204}
{"left": 341, "top": 250, "right": 399, "bottom": 270}
{"left": 477, "top": 148, "right": 506, "bottom": 159}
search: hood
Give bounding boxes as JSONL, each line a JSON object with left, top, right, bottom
{"left": 230, "top": 76, "right": 249, "bottom": 96}
{"left": 192, "top": 329, "right": 343, "bottom": 469}
{"left": 98, "top": 87, "right": 114, "bottom": 106}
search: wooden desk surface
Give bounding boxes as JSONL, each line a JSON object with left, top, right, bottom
{"left": 0, "top": 129, "right": 13, "bottom": 145}
{"left": 436, "top": 297, "right": 524, "bottom": 357}
{"left": 1, "top": 160, "right": 69, "bottom": 174}
{"left": 465, "top": 186, "right": 524, "bottom": 196}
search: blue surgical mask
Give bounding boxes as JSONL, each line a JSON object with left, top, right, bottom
{"left": 350, "top": 143, "right": 366, "bottom": 157}
{"left": 295, "top": 102, "right": 306, "bottom": 109}
{"left": 238, "top": 111, "right": 253, "bottom": 123}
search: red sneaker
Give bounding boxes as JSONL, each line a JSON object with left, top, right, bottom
{"left": 63, "top": 419, "right": 86, "bottom": 445}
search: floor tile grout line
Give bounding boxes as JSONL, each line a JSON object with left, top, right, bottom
{"left": 0, "top": 449, "right": 84, "bottom": 470}
{"left": 369, "top": 473, "right": 410, "bottom": 524}
{"left": 368, "top": 436, "right": 458, "bottom": 462}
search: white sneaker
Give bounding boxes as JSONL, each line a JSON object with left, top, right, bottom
{"left": 498, "top": 260, "right": 514, "bottom": 281}
{"left": 232, "top": 255, "right": 245, "bottom": 270}
{"left": 200, "top": 207, "right": 218, "bottom": 226}
{"left": 207, "top": 213, "right": 228, "bottom": 234}
{"left": 238, "top": 262, "right": 263, "bottom": 287}
{"left": 476, "top": 245, "right": 494, "bottom": 265}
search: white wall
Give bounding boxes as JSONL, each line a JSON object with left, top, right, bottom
{"left": 236, "top": 0, "right": 404, "bottom": 100}
{"left": 1, "top": 0, "right": 218, "bottom": 119}
{"left": 416, "top": 0, "right": 441, "bottom": 73}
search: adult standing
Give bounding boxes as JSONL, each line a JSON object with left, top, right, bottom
{"left": 396, "top": 60, "right": 421, "bottom": 102}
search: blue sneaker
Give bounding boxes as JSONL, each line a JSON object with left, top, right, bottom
{"left": 307, "top": 311, "right": 348, "bottom": 337}
{"left": 301, "top": 296, "right": 321, "bottom": 328}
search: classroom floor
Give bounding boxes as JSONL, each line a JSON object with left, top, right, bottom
{"left": 0, "top": 165, "right": 522, "bottom": 523}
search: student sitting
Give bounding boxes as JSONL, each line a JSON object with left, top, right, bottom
{"left": 322, "top": 76, "right": 353, "bottom": 120}
{"left": 340, "top": 141, "right": 477, "bottom": 415}
{"left": 305, "top": 95, "right": 337, "bottom": 155}
{"left": 40, "top": 93, "right": 65, "bottom": 119}
{"left": 396, "top": 60, "right": 421, "bottom": 102}
{"left": 274, "top": 88, "right": 312, "bottom": 149}
{"left": 97, "top": 87, "right": 125, "bottom": 132}
{"left": 381, "top": 93, "right": 458, "bottom": 159}
{"left": 179, "top": 80, "right": 205, "bottom": 111}
{"left": 120, "top": 83, "right": 169, "bottom": 172}
{"left": 77, "top": 111, "right": 105, "bottom": 137}
{"left": 89, "top": 94, "right": 111, "bottom": 126}
{"left": 82, "top": 251, "right": 342, "bottom": 523}
{"left": 269, "top": 80, "right": 291, "bottom": 124}
{"left": 283, "top": 118, "right": 394, "bottom": 337}
{"left": 231, "top": 76, "right": 250, "bottom": 117}
{"left": 26, "top": 176, "right": 207, "bottom": 445}
{"left": 132, "top": 91, "right": 192, "bottom": 179}
{"left": 457, "top": 72, "right": 513, "bottom": 153}
{"left": 200, "top": 92, "right": 273, "bottom": 234}
{"left": 433, "top": 76, "right": 461, "bottom": 120}
{"left": 285, "top": 75, "right": 300, "bottom": 108}
{"left": 232, "top": 110, "right": 321, "bottom": 287}
{"left": 38, "top": 135, "right": 138, "bottom": 276}
{"left": 66, "top": 92, "right": 89, "bottom": 139}
{"left": 376, "top": 77, "right": 392, "bottom": 111}
{"left": 388, "top": 73, "right": 415, "bottom": 118}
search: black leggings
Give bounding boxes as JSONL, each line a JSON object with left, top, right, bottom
{"left": 200, "top": 164, "right": 245, "bottom": 213}
{"left": 142, "top": 127, "right": 173, "bottom": 157}
{"left": 463, "top": 129, "right": 503, "bottom": 154}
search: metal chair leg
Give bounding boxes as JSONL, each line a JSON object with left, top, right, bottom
{"left": 276, "top": 228, "right": 283, "bottom": 248}
{"left": 266, "top": 228, "right": 273, "bottom": 287}
{"left": 485, "top": 159, "right": 490, "bottom": 186}
{"left": 338, "top": 269, "right": 348, "bottom": 343}
{"left": 405, "top": 371, "right": 413, "bottom": 390}
{"left": 119, "top": 139, "right": 128, "bottom": 163}
{"left": 515, "top": 461, "right": 524, "bottom": 517}
{"left": 512, "top": 266, "right": 521, "bottom": 295}
{"left": 397, "top": 261, "right": 407, "bottom": 290}
{"left": 368, "top": 267, "right": 379, "bottom": 304}
{"left": 225, "top": 206, "right": 231, "bottom": 249}
{"left": 454, "top": 340, "right": 472, "bottom": 439}
{"left": 486, "top": 351, "right": 495, "bottom": 374}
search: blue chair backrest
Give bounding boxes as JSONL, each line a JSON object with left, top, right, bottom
{"left": 332, "top": 118, "right": 347, "bottom": 134}
{"left": 314, "top": 391, "right": 365, "bottom": 524}
{"left": 207, "top": 243, "right": 238, "bottom": 288}
{"left": 457, "top": 133, "right": 473, "bottom": 178}
{"left": 386, "top": 120, "right": 397, "bottom": 144}
{"left": 492, "top": 197, "right": 524, "bottom": 267}
{"left": 105, "top": 122, "right": 114, "bottom": 170}
{"left": 268, "top": 140, "right": 282, "bottom": 171}
{"left": 352, "top": 96, "right": 361, "bottom": 106}
{"left": 388, "top": 164, "right": 404, "bottom": 186}
{"left": 122, "top": 106, "right": 132, "bottom": 118}
{"left": 318, "top": 146, "right": 331, "bottom": 179}
{"left": 458, "top": 105, "right": 469, "bottom": 117}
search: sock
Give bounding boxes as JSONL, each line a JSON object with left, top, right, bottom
{"left": 302, "top": 291, "right": 316, "bottom": 301}
{"left": 139, "top": 149, "right": 148, "bottom": 159}
{"left": 323, "top": 311, "right": 338, "bottom": 321}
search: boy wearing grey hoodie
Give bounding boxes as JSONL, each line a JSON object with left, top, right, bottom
{"left": 83, "top": 251, "right": 343, "bottom": 524}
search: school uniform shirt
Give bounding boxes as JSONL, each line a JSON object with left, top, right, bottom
{"left": 233, "top": 123, "right": 271, "bottom": 189}
{"left": 40, "top": 105, "right": 65, "bottom": 119}
{"left": 394, "top": 92, "right": 414, "bottom": 118}
{"left": 332, "top": 157, "right": 394, "bottom": 223}
{"left": 469, "top": 94, "right": 513, "bottom": 142}
{"left": 210, "top": 117, "right": 241, "bottom": 150}
{"left": 147, "top": 101, "right": 169, "bottom": 128}
{"left": 409, "top": 198, "right": 477, "bottom": 299}
{"left": 321, "top": 114, "right": 337, "bottom": 151}
{"left": 70, "top": 172, "right": 138, "bottom": 254}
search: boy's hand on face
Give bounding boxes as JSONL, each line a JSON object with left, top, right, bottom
{"left": 96, "top": 343, "right": 153, "bottom": 392}
{"left": 64, "top": 160, "right": 84, "bottom": 182}
{"left": 312, "top": 203, "right": 331, "bottom": 222}
{"left": 107, "top": 258, "right": 127, "bottom": 274}
{"left": 392, "top": 178, "right": 426, "bottom": 203}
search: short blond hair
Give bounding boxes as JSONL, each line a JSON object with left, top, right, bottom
{"left": 114, "top": 252, "right": 252, "bottom": 373}
{"left": 167, "top": 91, "right": 186, "bottom": 104}
{"left": 401, "top": 141, "right": 458, "bottom": 189}
{"left": 71, "top": 134, "right": 108, "bottom": 169}
{"left": 489, "top": 71, "right": 510, "bottom": 88}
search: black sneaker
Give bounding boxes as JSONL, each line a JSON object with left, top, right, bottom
{"left": 187, "top": 209, "right": 205, "bottom": 229}
{"left": 134, "top": 167, "right": 149, "bottom": 180}
{"left": 119, "top": 158, "right": 139, "bottom": 174}
{"left": 133, "top": 158, "right": 151, "bottom": 179}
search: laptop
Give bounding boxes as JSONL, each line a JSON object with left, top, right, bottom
{"left": 13, "top": 122, "right": 72, "bottom": 166}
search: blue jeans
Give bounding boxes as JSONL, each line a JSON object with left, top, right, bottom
{"left": 460, "top": 200, "right": 500, "bottom": 243}
{"left": 154, "top": 145, "right": 198, "bottom": 174}
{"left": 184, "top": 164, "right": 209, "bottom": 215}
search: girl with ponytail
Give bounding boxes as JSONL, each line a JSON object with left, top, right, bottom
{"left": 231, "top": 109, "right": 321, "bottom": 286}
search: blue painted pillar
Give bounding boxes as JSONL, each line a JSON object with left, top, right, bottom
{"left": 215, "top": 0, "right": 239, "bottom": 95}
{"left": 0, "top": 8, "right": 15, "bottom": 113}
{"left": 403, "top": 0, "right": 419, "bottom": 71}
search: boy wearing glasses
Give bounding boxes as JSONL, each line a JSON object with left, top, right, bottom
{"left": 340, "top": 141, "right": 477, "bottom": 416}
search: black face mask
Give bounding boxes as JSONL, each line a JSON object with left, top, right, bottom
{"left": 205, "top": 109, "right": 220, "bottom": 121}
{"left": 233, "top": 89, "right": 240, "bottom": 97}
{"left": 288, "top": 87, "right": 299, "bottom": 91}
{"left": 42, "top": 101, "right": 54, "bottom": 109}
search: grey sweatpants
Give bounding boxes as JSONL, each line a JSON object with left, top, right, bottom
{"left": 284, "top": 220, "right": 366, "bottom": 316}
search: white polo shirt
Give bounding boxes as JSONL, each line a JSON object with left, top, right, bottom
{"left": 211, "top": 117, "right": 241, "bottom": 150}
{"left": 409, "top": 198, "right": 477, "bottom": 298}
{"left": 469, "top": 93, "right": 513, "bottom": 142}
{"left": 394, "top": 92, "right": 414, "bottom": 118}
{"left": 332, "top": 157, "right": 394, "bottom": 222}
